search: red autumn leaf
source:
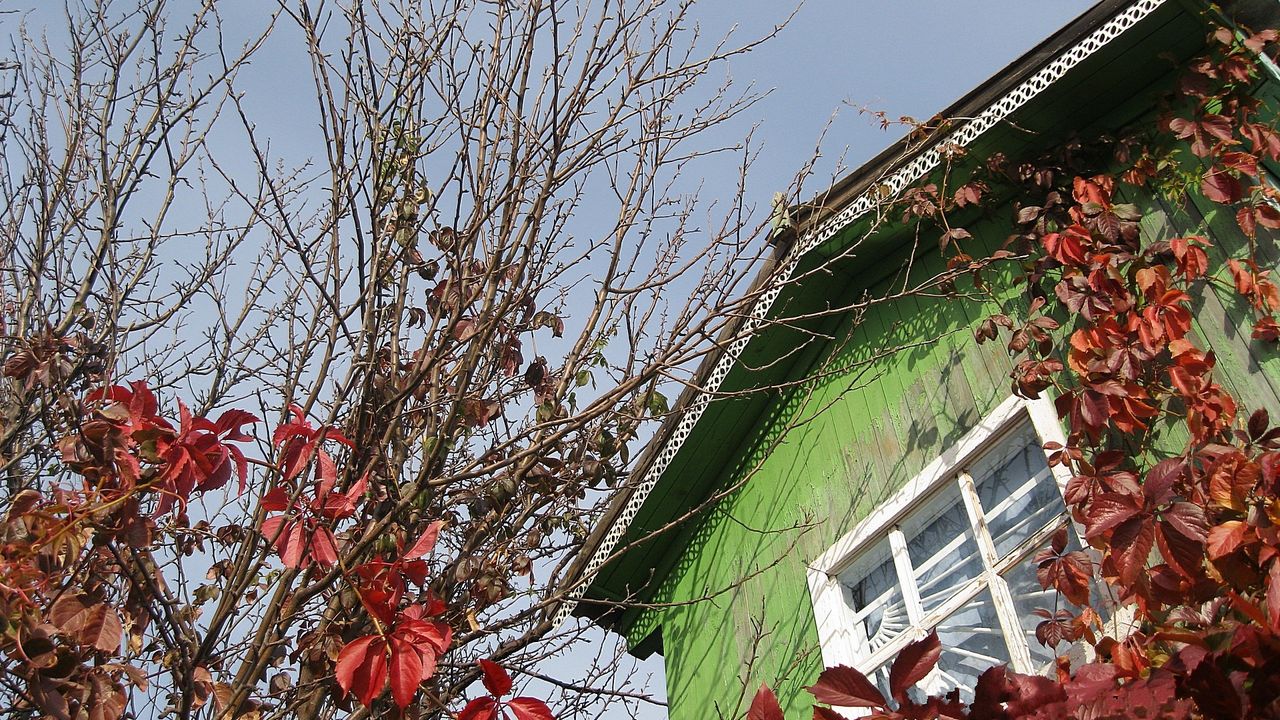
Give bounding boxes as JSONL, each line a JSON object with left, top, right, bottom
{"left": 813, "top": 707, "right": 845, "bottom": 720}
{"left": 1258, "top": 203, "right": 1280, "bottom": 230}
{"left": 1162, "top": 502, "right": 1210, "bottom": 542}
{"left": 1201, "top": 168, "right": 1242, "bottom": 204}
{"left": 748, "top": 685, "right": 784, "bottom": 720}
{"left": 507, "top": 697, "right": 555, "bottom": 720}
{"left": 273, "top": 405, "right": 354, "bottom": 480}
{"left": 405, "top": 520, "right": 444, "bottom": 560}
{"left": 334, "top": 609, "right": 451, "bottom": 710}
{"left": 1206, "top": 522, "right": 1249, "bottom": 560}
{"left": 479, "top": 659, "right": 512, "bottom": 697}
{"left": 1171, "top": 236, "right": 1211, "bottom": 279}
{"left": 50, "top": 594, "right": 123, "bottom": 653}
{"left": 888, "top": 630, "right": 941, "bottom": 703}
{"left": 1238, "top": 206, "right": 1259, "bottom": 238}
{"left": 1042, "top": 225, "right": 1091, "bottom": 266}
{"left": 1084, "top": 492, "right": 1143, "bottom": 540}
{"left": 1267, "top": 560, "right": 1280, "bottom": 632}
{"left": 1185, "top": 659, "right": 1243, "bottom": 719}
{"left": 1145, "top": 459, "right": 1186, "bottom": 506}
{"left": 459, "top": 697, "right": 500, "bottom": 720}
{"left": 1255, "top": 317, "right": 1280, "bottom": 342}
{"left": 1219, "top": 151, "right": 1258, "bottom": 177}
{"left": 1079, "top": 389, "right": 1110, "bottom": 431}
{"left": 1156, "top": 521, "right": 1205, "bottom": 580}
{"left": 389, "top": 637, "right": 423, "bottom": 709}
{"left": 807, "top": 665, "right": 886, "bottom": 708}
{"left": 1073, "top": 175, "right": 1113, "bottom": 207}
{"left": 1245, "top": 29, "right": 1279, "bottom": 52}
{"left": 260, "top": 470, "right": 366, "bottom": 568}
{"left": 1035, "top": 537, "right": 1093, "bottom": 606}
{"left": 1170, "top": 115, "right": 1234, "bottom": 156}
{"left": 1004, "top": 672, "right": 1069, "bottom": 715}
{"left": 1110, "top": 516, "right": 1155, "bottom": 585}
{"left": 336, "top": 635, "right": 389, "bottom": 708}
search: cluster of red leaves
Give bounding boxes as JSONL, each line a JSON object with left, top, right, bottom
{"left": 749, "top": 632, "right": 1192, "bottom": 720}
{"left": 335, "top": 523, "right": 454, "bottom": 709}
{"left": 0, "top": 490, "right": 147, "bottom": 720}
{"left": 970, "top": 180, "right": 1280, "bottom": 717}
{"left": 754, "top": 24, "right": 1280, "bottom": 720}
{"left": 62, "top": 381, "right": 257, "bottom": 514}
{"left": 260, "top": 406, "right": 449, "bottom": 707}
{"left": 457, "top": 660, "right": 554, "bottom": 720}
{"left": 1160, "top": 27, "right": 1280, "bottom": 238}
{"left": 261, "top": 405, "right": 362, "bottom": 567}
{"left": 255, "top": 406, "right": 558, "bottom": 715}
{"left": 0, "top": 380, "right": 256, "bottom": 719}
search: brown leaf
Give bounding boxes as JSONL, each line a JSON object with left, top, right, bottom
{"left": 1201, "top": 169, "right": 1242, "bottom": 204}
{"left": 807, "top": 665, "right": 886, "bottom": 708}
{"left": 50, "top": 594, "right": 122, "bottom": 653}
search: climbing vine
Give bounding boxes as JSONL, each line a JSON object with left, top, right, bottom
{"left": 753, "top": 20, "right": 1280, "bottom": 720}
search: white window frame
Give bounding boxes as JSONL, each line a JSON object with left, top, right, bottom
{"left": 806, "top": 394, "right": 1074, "bottom": 679}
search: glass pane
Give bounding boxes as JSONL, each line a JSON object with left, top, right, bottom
{"left": 933, "top": 587, "right": 1012, "bottom": 700}
{"left": 901, "top": 483, "right": 983, "bottom": 615}
{"left": 843, "top": 538, "right": 910, "bottom": 654}
{"left": 971, "top": 425, "right": 1063, "bottom": 560}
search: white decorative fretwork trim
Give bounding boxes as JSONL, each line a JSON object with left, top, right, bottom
{"left": 553, "top": 0, "right": 1169, "bottom": 629}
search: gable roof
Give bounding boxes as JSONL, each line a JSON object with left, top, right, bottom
{"left": 552, "top": 0, "right": 1252, "bottom": 641}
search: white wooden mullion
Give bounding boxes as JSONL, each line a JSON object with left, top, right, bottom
{"left": 957, "top": 471, "right": 1036, "bottom": 675}
{"left": 956, "top": 473, "right": 999, "bottom": 573}
{"left": 888, "top": 527, "right": 925, "bottom": 628}
{"left": 808, "top": 571, "right": 871, "bottom": 670}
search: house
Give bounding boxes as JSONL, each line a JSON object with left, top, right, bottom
{"left": 556, "top": 1, "right": 1280, "bottom": 718}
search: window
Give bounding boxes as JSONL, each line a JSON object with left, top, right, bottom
{"left": 807, "top": 396, "right": 1081, "bottom": 702}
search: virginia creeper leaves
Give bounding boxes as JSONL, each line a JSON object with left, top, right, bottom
{"left": 748, "top": 686, "right": 785, "bottom": 720}
{"left": 479, "top": 659, "right": 512, "bottom": 697}
{"left": 888, "top": 631, "right": 940, "bottom": 703}
{"left": 807, "top": 665, "right": 886, "bottom": 708}
{"left": 507, "top": 698, "right": 555, "bottom": 720}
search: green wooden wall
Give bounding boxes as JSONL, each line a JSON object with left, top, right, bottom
{"left": 626, "top": 144, "right": 1280, "bottom": 720}
{"left": 598, "top": 12, "right": 1280, "bottom": 720}
{"left": 626, "top": 211, "right": 1038, "bottom": 720}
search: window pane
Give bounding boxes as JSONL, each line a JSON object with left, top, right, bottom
{"left": 902, "top": 483, "right": 983, "bottom": 615}
{"left": 843, "top": 539, "right": 910, "bottom": 654}
{"left": 971, "top": 426, "right": 1062, "bottom": 560}
{"left": 933, "top": 587, "right": 1012, "bottom": 700}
